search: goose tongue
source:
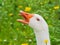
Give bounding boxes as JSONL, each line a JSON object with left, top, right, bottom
{"left": 17, "top": 11, "right": 33, "bottom": 24}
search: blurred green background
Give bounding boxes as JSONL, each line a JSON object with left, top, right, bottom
{"left": 0, "top": 0, "right": 60, "bottom": 45}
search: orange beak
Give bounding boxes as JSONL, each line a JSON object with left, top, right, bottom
{"left": 17, "top": 11, "right": 33, "bottom": 24}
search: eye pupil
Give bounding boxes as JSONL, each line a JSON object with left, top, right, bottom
{"left": 36, "top": 18, "right": 40, "bottom": 21}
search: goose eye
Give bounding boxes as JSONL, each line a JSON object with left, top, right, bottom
{"left": 36, "top": 18, "right": 40, "bottom": 21}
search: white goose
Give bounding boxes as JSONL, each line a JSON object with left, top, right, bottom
{"left": 17, "top": 11, "right": 51, "bottom": 45}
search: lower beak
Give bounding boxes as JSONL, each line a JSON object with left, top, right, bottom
{"left": 17, "top": 11, "right": 33, "bottom": 24}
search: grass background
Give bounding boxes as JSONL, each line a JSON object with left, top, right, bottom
{"left": 0, "top": 0, "right": 60, "bottom": 45}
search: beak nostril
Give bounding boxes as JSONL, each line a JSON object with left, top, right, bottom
{"left": 26, "top": 13, "right": 28, "bottom": 15}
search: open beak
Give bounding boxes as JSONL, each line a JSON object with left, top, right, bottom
{"left": 17, "top": 11, "right": 33, "bottom": 24}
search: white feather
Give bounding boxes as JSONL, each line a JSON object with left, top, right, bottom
{"left": 29, "top": 14, "right": 50, "bottom": 45}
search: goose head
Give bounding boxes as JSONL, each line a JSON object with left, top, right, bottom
{"left": 17, "top": 11, "right": 48, "bottom": 31}
{"left": 17, "top": 11, "right": 50, "bottom": 45}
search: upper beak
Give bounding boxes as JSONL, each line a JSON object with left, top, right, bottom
{"left": 17, "top": 11, "right": 33, "bottom": 24}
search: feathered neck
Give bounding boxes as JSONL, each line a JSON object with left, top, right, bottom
{"left": 33, "top": 28, "right": 50, "bottom": 45}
